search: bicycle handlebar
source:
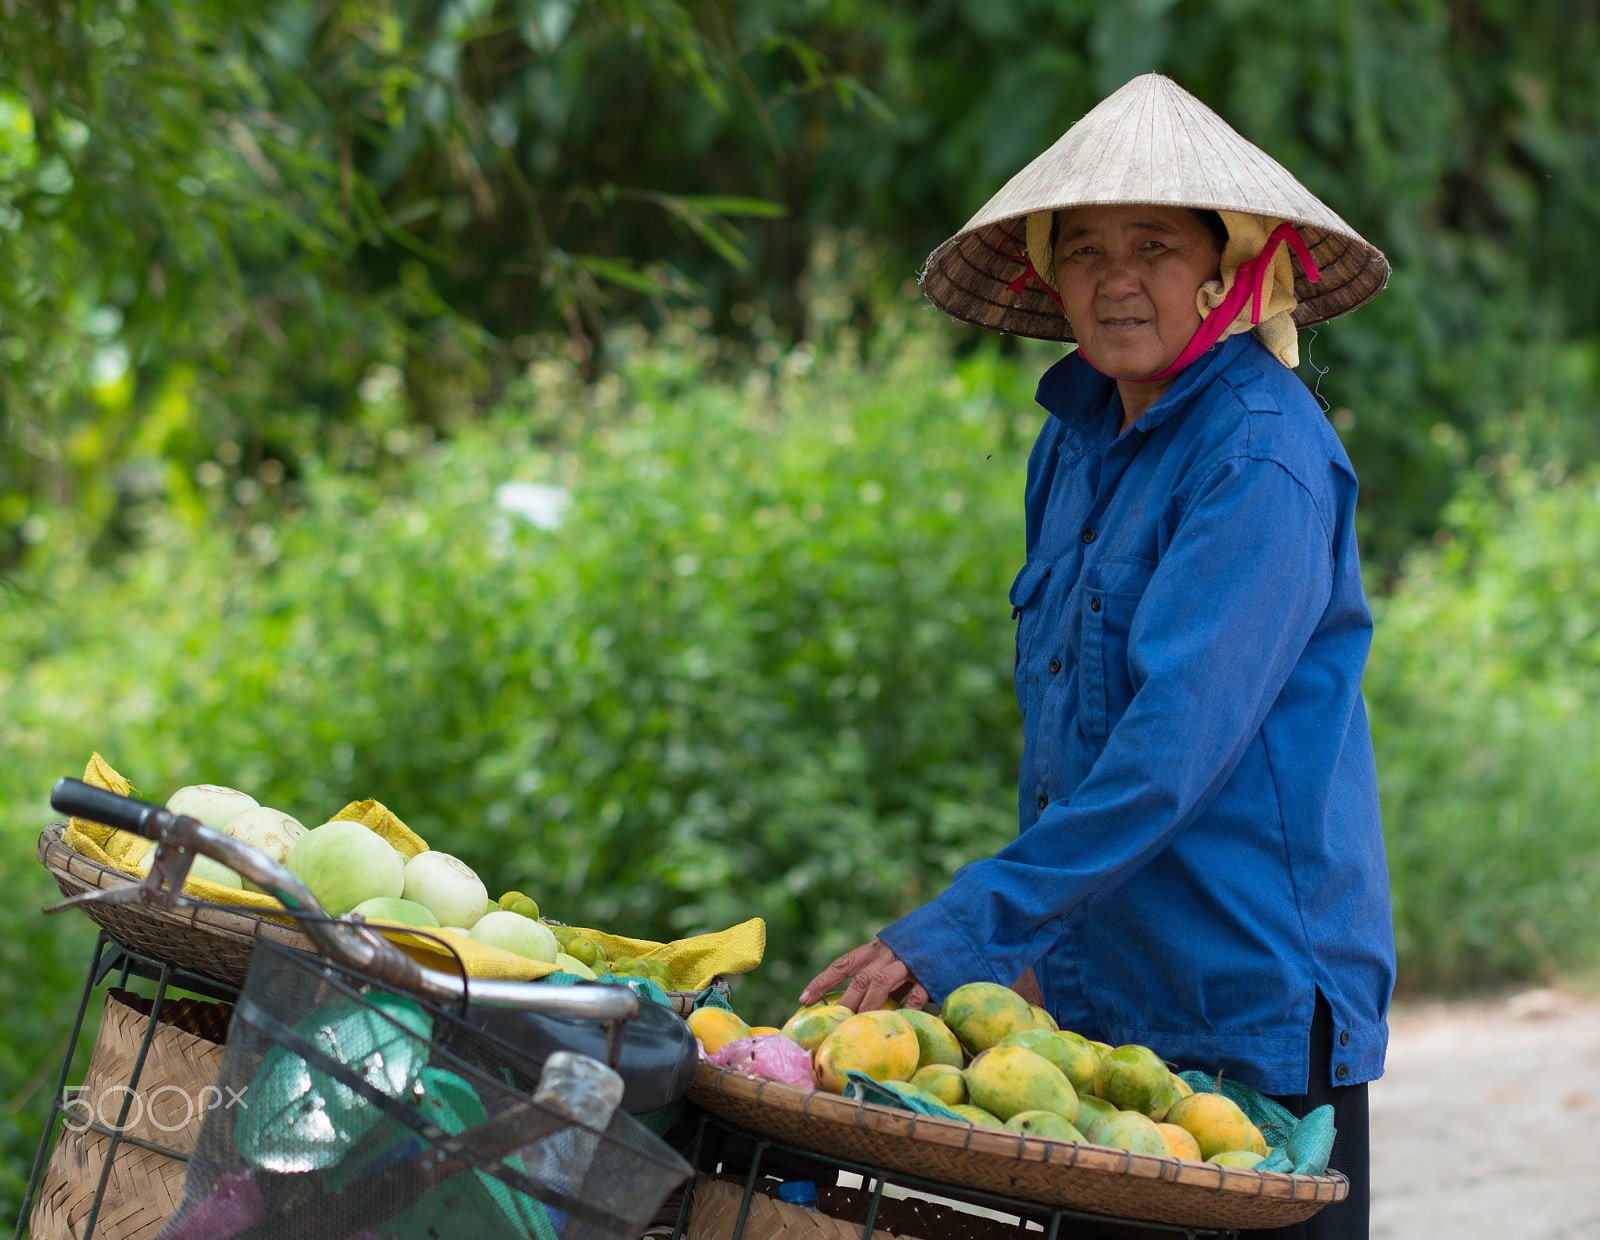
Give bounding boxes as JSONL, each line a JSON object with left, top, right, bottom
{"left": 49, "top": 777, "right": 639, "bottom": 1024}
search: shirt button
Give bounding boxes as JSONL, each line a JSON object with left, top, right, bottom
{"left": 1339, "top": 1030, "right": 1351, "bottom": 1047}
{"left": 1089, "top": 596, "right": 1101, "bottom": 613}
{"left": 1335, "top": 1064, "right": 1349, "bottom": 1082}
{"left": 1036, "top": 794, "right": 1048, "bottom": 810}
{"left": 1081, "top": 528, "right": 1096, "bottom": 544}
{"left": 1048, "top": 658, "right": 1061, "bottom": 674}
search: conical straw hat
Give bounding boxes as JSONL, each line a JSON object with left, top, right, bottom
{"left": 920, "top": 73, "right": 1388, "bottom": 342}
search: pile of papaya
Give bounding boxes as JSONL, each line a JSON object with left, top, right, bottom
{"left": 689, "top": 981, "right": 1272, "bottom": 1167}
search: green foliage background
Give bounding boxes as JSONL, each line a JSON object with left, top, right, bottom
{"left": 5, "top": 1, "right": 1599, "bottom": 569}
{"left": 2, "top": 0, "right": 1599, "bottom": 1222}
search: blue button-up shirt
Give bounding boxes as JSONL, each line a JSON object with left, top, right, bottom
{"left": 881, "top": 333, "right": 1395, "bottom": 1095}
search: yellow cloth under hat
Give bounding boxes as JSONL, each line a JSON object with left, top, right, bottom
{"left": 1199, "top": 211, "right": 1301, "bottom": 369}
{"left": 60, "top": 754, "right": 765, "bottom": 991}
{"left": 1023, "top": 208, "right": 1303, "bottom": 369}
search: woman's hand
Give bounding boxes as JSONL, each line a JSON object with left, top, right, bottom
{"left": 799, "top": 937, "right": 929, "bottom": 1013}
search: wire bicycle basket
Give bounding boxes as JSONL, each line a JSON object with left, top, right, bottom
{"left": 40, "top": 778, "right": 693, "bottom": 1240}
{"left": 158, "top": 938, "right": 691, "bottom": 1240}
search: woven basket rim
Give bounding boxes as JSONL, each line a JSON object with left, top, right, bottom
{"left": 38, "top": 821, "right": 314, "bottom": 947}
{"left": 38, "top": 823, "right": 718, "bottom": 1012}
{"left": 690, "top": 1063, "right": 1346, "bottom": 1226}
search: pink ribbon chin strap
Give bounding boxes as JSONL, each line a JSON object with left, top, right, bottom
{"left": 1004, "top": 224, "right": 1320, "bottom": 385}
{"left": 1001, "top": 234, "right": 1069, "bottom": 316}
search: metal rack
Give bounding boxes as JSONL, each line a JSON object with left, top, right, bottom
{"left": 673, "top": 1111, "right": 1240, "bottom": 1240}
{"left": 13, "top": 931, "right": 241, "bottom": 1240}
{"left": 15, "top": 930, "right": 1246, "bottom": 1240}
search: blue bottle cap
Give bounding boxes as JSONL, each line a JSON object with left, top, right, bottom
{"left": 777, "top": 1181, "right": 819, "bottom": 1205}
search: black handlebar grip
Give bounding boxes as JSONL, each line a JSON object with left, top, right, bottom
{"left": 50, "top": 777, "right": 171, "bottom": 839}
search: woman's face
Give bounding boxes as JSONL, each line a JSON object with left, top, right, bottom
{"left": 1052, "top": 205, "right": 1222, "bottom": 382}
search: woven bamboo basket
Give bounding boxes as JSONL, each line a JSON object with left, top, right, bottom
{"left": 688, "top": 1066, "right": 1346, "bottom": 1231}
{"left": 688, "top": 1174, "right": 900, "bottom": 1240}
{"left": 38, "top": 823, "right": 723, "bottom": 1014}
{"left": 687, "top": 1172, "right": 1044, "bottom": 1240}
{"left": 31, "top": 987, "right": 231, "bottom": 1240}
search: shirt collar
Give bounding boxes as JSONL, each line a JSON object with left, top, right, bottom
{"left": 1035, "top": 334, "right": 1256, "bottom": 439}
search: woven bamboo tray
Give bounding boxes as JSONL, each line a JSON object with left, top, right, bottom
{"left": 38, "top": 823, "right": 722, "bottom": 1014}
{"left": 689, "top": 1065, "right": 1346, "bottom": 1231}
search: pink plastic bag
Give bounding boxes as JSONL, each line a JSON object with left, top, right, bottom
{"left": 704, "top": 1033, "right": 816, "bottom": 1090}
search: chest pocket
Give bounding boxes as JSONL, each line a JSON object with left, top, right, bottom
{"left": 1009, "top": 557, "right": 1055, "bottom": 709}
{"left": 1079, "top": 554, "right": 1157, "bottom": 743}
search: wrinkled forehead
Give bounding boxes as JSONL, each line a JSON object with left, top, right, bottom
{"left": 1053, "top": 203, "right": 1209, "bottom": 243}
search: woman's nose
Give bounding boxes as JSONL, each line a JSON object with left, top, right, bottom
{"left": 1098, "top": 251, "right": 1142, "bottom": 295}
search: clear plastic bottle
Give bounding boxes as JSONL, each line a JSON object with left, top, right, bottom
{"left": 777, "top": 1180, "right": 821, "bottom": 1214}
{"left": 534, "top": 1050, "right": 625, "bottom": 1129}
{"left": 525, "top": 1051, "right": 626, "bottom": 1228}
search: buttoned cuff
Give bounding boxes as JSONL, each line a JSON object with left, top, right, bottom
{"left": 1327, "top": 1015, "right": 1387, "bottom": 1088}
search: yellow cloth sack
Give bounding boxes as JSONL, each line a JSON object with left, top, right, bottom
{"left": 327, "top": 799, "right": 429, "bottom": 857}
{"left": 386, "top": 916, "right": 767, "bottom": 992}
{"left": 61, "top": 755, "right": 765, "bottom": 990}
{"left": 61, "top": 752, "right": 144, "bottom": 869}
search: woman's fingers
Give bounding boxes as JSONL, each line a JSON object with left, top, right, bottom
{"left": 798, "top": 941, "right": 873, "bottom": 1007}
{"left": 800, "top": 938, "right": 924, "bottom": 1012}
{"left": 839, "top": 960, "right": 907, "bottom": 1013}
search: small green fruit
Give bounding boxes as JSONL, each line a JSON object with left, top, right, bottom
{"left": 567, "top": 937, "right": 603, "bottom": 968}
{"left": 1004, "top": 1110, "right": 1084, "bottom": 1141}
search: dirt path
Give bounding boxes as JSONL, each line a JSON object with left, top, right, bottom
{"left": 1370, "top": 987, "right": 1600, "bottom": 1239}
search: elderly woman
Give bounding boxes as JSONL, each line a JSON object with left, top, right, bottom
{"left": 802, "top": 75, "right": 1394, "bottom": 1240}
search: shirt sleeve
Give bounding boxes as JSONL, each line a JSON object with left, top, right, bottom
{"left": 880, "top": 453, "right": 1335, "bottom": 1001}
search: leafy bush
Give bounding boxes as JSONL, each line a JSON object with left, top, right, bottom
{"left": 0, "top": 323, "right": 1044, "bottom": 1053}
{"left": 1368, "top": 464, "right": 1600, "bottom": 992}
{"left": 8, "top": 1, "right": 1600, "bottom": 578}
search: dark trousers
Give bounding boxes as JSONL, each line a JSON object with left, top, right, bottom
{"left": 1245, "top": 992, "right": 1371, "bottom": 1240}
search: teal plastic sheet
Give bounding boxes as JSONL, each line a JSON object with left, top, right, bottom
{"left": 843, "top": 1071, "right": 970, "bottom": 1122}
{"left": 318, "top": 1065, "right": 558, "bottom": 1240}
{"left": 1178, "top": 1071, "right": 1335, "bottom": 1174}
{"left": 839, "top": 1069, "right": 1335, "bottom": 1176}
{"left": 542, "top": 969, "right": 675, "bottom": 1008}
{"left": 690, "top": 984, "right": 735, "bottom": 1013}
